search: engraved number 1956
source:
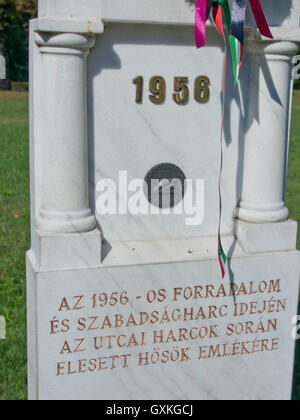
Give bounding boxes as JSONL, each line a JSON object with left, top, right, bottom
{"left": 133, "top": 76, "right": 210, "bottom": 105}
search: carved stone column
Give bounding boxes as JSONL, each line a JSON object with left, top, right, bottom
{"left": 34, "top": 32, "right": 96, "bottom": 233}
{"left": 235, "top": 40, "right": 299, "bottom": 253}
{"left": 236, "top": 41, "right": 298, "bottom": 224}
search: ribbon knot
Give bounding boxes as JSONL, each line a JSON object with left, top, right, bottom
{"left": 195, "top": 0, "right": 273, "bottom": 73}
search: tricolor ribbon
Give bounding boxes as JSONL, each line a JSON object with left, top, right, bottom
{"left": 195, "top": 0, "right": 273, "bottom": 47}
{"left": 230, "top": 0, "right": 273, "bottom": 77}
{"left": 213, "top": 2, "right": 227, "bottom": 279}
{"left": 194, "top": 0, "right": 272, "bottom": 279}
{"left": 196, "top": 0, "right": 239, "bottom": 84}
{"left": 195, "top": 0, "right": 273, "bottom": 83}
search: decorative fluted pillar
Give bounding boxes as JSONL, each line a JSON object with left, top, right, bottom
{"left": 34, "top": 32, "right": 96, "bottom": 233}
{"left": 236, "top": 41, "right": 298, "bottom": 224}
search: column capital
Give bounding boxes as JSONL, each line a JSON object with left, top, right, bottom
{"left": 245, "top": 40, "right": 299, "bottom": 57}
{"left": 34, "top": 32, "right": 96, "bottom": 56}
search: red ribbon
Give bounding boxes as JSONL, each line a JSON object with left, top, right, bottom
{"left": 249, "top": 0, "right": 273, "bottom": 39}
{"left": 195, "top": 0, "right": 272, "bottom": 50}
{"left": 213, "top": 3, "right": 227, "bottom": 280}
{"left": 213, "top": 3, "right": 224, "bottom": 39}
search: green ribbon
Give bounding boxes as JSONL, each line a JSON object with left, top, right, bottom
{"left": 218, "top": 0, "right": 238, "bottom": 85}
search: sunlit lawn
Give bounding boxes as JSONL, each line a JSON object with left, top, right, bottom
{"left": 0, "top": 90, "right": 299, "bottom": 400}
{"left": 0, "top": 91, "right": 29, "bottom": 400}
{"left": 289, "top": 91, "right": 300, "bottom": 400}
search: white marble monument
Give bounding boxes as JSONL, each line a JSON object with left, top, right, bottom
{"left": 27, "top": 0, "right": 300, "bottom": 400}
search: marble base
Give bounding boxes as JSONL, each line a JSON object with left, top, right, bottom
{"left": 27, "top": 249, "right": 300, "bottom": 400}
{"left": 235, "top": 219, "right": 298, "bottom": 254}
{"left": 31, "top": 228, "right": 102, "bottom": 270}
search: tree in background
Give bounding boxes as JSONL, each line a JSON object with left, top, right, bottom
{"left": 0, "top": 0, "right": 37, "bottom": 87}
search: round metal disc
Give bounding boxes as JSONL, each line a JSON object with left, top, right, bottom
{"left": 144, "top": 163, "right": 186, "bottom": 209}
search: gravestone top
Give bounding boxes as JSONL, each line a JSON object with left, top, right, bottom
{"left": 38, "top": 0, "right": 300, "bottom": 28}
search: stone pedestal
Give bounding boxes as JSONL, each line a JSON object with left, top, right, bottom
{"left": 27, "top": 250, "right": 300, "bottom": 400}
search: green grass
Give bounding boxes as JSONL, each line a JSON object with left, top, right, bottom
{"left": 0, "top": 91, "right": 29, "bottom": 400}
{"left": 287, "top": 92, "right": 300, "bottom": 251}
{"left": 290, "top": 91, "right": 300, "bottom": 401}
{"left": 0, "top": 90, "right": 299, "bottom": 400}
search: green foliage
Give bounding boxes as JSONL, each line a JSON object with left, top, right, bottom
{"left": 287, "top": 92, "right": 300, "bottom": 251}
{"left": 0, "top": 91, "right": 29, "bottom": 399}
{"left": 0, "top": 0, "right": 37, "bottom": 81}
{"left": 289, "top": 92, "right": 300, "bottom": 401}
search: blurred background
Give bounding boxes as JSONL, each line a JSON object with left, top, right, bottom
{"left": 0, "top": 0, "right": 36, "bottom": 90}
{"left": 0, "top": 1, "right": 299, "bottom": 401}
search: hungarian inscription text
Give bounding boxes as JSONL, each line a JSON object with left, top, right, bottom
{"left": 48, "top": 279, "right": 286, "bottom": 377}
